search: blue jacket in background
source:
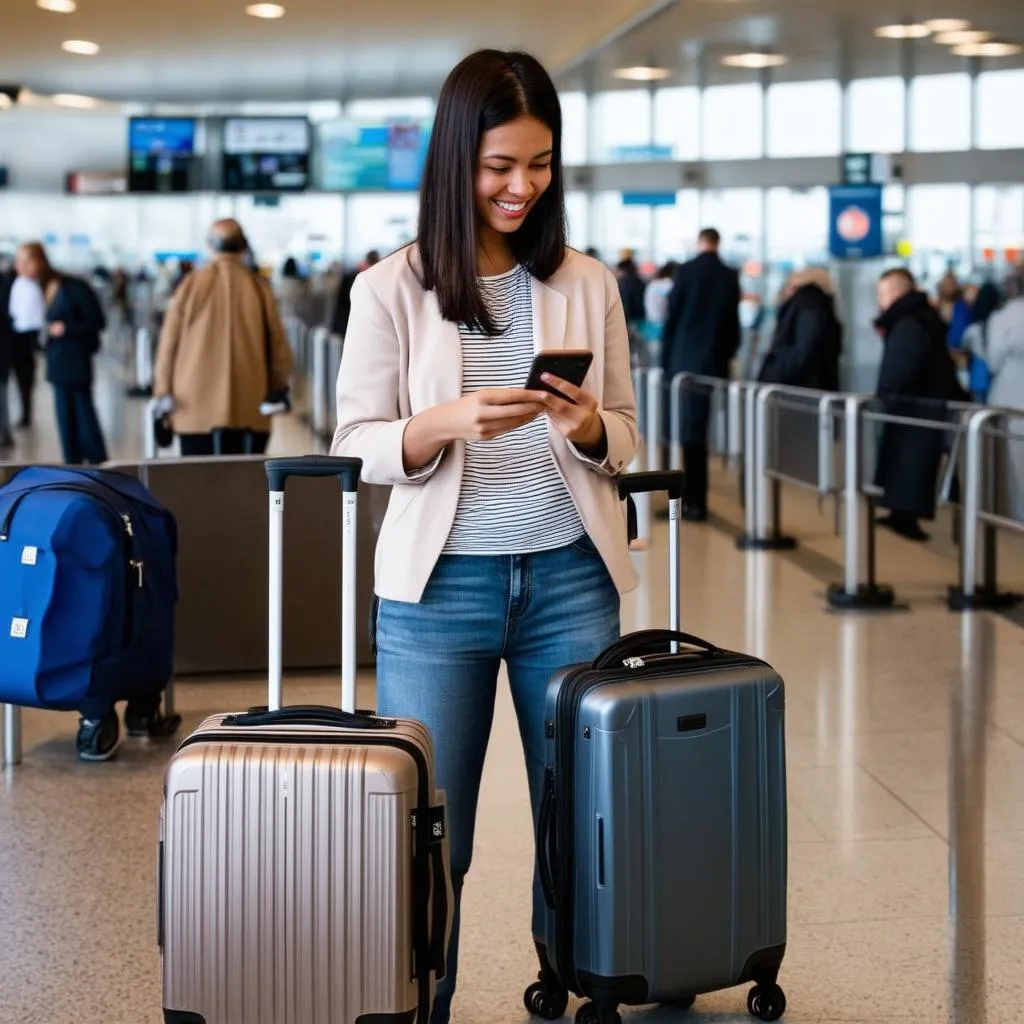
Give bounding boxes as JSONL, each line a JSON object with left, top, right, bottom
{"left": 45, "top": 275, "right": 106, "bottom": 388}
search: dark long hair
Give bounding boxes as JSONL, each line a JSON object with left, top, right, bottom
{"left": 417, "top": 49, "right": 567, "bottom": 334}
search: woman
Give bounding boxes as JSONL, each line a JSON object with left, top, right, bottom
{"left": 15, "top": 242, "right": 108, "bottom": 465}
{"left": 277, "top": 255, "right": 309, "bottom": 320}
{"left": 757, "top": 267, "right": 842, "bottom": 390}
{"left": 332, "top": 50, "right": 638, "bottom": 1023}
{"left": 987, "top": 272, "right": 1024, "bottom": 520}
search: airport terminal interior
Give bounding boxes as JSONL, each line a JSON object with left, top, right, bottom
{"left": 2, "top": 0, "right": 1024, "bottom": 1021}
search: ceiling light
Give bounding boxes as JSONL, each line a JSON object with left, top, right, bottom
{"left": 952, "top": 40, "right": 1023, "bottom": 57}
{"left": 934, "top": 29, "right": 993, "bottom": 45}
{"left": 874, "top": 23, "right": 931, "bottom": 39}
{"left": 53, "top": 93, "right": 97, "bottom": 109}
{"left": 721, "top": 52, "right": 789, "bottom": 69}
{"left": 37, "top": 0, "right": 77, "bottom": 11}
{"left": 613, "top": 66, "right": 671, "bottom": 81}
{"left": 0, "top": 95, "right": 11, "bottom": 110}
{"left": 245, "top": 3, "right": 285, "bottom": 17}
{"left": 62, "top": 39, "right": 100, "bottom": 55}
{"left": 923, "top": 18, "right": 971, "bottom": 32}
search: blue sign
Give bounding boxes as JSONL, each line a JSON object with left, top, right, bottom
{"left": 621, "top": 192, "right": 677, "bottom": 207}
{"left": 129, "top": 118, "right": 196, "bottom": 156}
{"left": 610, "top": 144, "right": 673, "bottom": 162}
{"left": 829, "top": 184, "right": 883, "bottom": 260}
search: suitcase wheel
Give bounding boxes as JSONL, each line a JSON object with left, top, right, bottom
{"left": 747, "top": 984, "right": 786, "bottom": 1022}
{"left": 524, "top": 981, "right": 569, "bottom": 1021}
{"left": 574, "top": 1002, "right": 621, "bottom": 1024}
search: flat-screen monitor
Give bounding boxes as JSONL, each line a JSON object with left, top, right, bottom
{"left": 128, "top": 117, "right": 196, "bottom": 193}
{"left": 318, "top": 117, "right": 431, "bottom": 191}
{"left": 221, "top": 117, "right": 310, "bottom": 192}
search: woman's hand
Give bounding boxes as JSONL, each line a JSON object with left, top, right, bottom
{"left": 539, "top": 374, "right": 605, "bottom": 449}
{"left": 48, "top": 321, "right": 66, "bottom": 338}
{"left": 402, "top": 388, "right": 548, "bottom": 473}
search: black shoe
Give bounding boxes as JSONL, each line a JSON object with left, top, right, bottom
{"left": 76, "top": 712, "right": 121, "bottom": 762}
{"left": 682, "top": 505, "right": 708, "bottom": 522}
{"left": 0, "top": 432, "right": 13, "bottom": 449}
{"left": 878, "top": 513, "right": 930, "bottom": 542}
{"left": 124, "top": 705, "right": 182, "bottom": 738}
{"left": 16, "top": 420, "right": 31, "bottom": 431}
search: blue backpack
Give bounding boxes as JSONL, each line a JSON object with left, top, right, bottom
{"left": 0, "top": 466, "right": 178, "bottom": 711}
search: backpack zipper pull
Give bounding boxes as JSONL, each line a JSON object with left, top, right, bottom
{"left": 130, "top": 559, "right": 144, "bottom": 587}
{"left": 122, "top": 514, "right": 134, "bottom": 537}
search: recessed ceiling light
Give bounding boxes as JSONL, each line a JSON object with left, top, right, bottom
{"left": 874, "top": 23, "right": 931, "bottom": 40}
{"left": 721, "top": 52, "right": 789, "bottom": 68}
{"left": 952, "top": 40, "right": 1023, "bottom": 57}
{"left": 0, "top": 95, "right": 11, "bottom": 110}
{"left": 53, "top": 93, "right": 97, "bottom": 109}
{"left": 923, "top": 18, "right": 971, "bottom": 32}
{"left": 37, "top": 0, "right": 77, "bottom": 12}
{"left": 245, "top": 3, "right": 285, "bottom": 17}
{"left": 62, "top": 39, "right": 100, "bottom": 55}
{"left": 934, "top": 29, "right": 993, "bottom": 45}
{"left": 613, "top": 66, "right": 671, "bottom": 81}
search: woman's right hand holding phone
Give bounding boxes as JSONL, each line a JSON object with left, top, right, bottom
{"left": 403, "top": 388, "right": 548, "bottom": 472}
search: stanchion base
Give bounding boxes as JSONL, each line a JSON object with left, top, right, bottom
{"left": 736, "top": 533, "right": 798, "bottom": 552}
{"left": 827, "top": 583, "right": 896, "bottom": 610}
{"left": 947, "top": 586, "right": 1023, "bottom": 612}
{"left": 126, "top": 385, "right": 153, "bottom": 399}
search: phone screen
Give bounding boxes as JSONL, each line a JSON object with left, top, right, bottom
{"left": 524, "top": 350, "right": 594, "bottom": 400}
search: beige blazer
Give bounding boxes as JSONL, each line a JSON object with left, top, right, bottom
{"left": 331, "top": 245, "right": 639, "bottom": 603}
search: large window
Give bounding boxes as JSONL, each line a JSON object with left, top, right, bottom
{"left": 566, "top": 191, "right": 590, "bottom": 250}
{"left": 699, "top": 188, "right": 763, "bottom": 261}
{"left": 976, "top": 71, "right": 1024, "bottom": 150}
{"left": 975, "top": 186, "right": 1024, "bottom": 265}
{"left": 590, "top": 90, "right": 653, "bottom": 162}
{"left": 910, "top": 74, "right": 971, "bottom": 152}
{"left": 907, "top": 184, "right": 971, "bottom": 254}
{"left": 767, "top": 81, "right": 841, "bottom": 157}
{"left": 702, "top": 85, "right": 764, "bottom": 160}
{"left": 654, "top": 87, "right": 700, "bottom": 161}
{"left": 846, "top": 78, "right": 905, "bottom": 153}
{"left": 765, "top": 188, "right": 829, "bottom": 263}
{"left": 560, "top": 92, "right": 588, "bottom": 166}
{"left": 593, "top": 191, "right": 653, "bottom": 263}
{"left": 653, "top": 191, "right": 701, "bottom": 264}
{"left": 344, "top": 97, "right": 435, "bottom": 119}
{"left": 345, "top": 194, "right": 418, "bottom": 262}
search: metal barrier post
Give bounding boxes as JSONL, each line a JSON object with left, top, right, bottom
{"left": 738, "top": 384, "right": 796, "bottom": 550}
{"left": 948, "top": 409, "right": 1019, "bottom": 611}
{"left": 126, "top": 327, "right": 153, "bottom": 398}
{"left": 669, "top": 372, "right": 687, "bottom": 472}
{"left": 827, "top": 395, "right": 895, "bottom": 609}
{"left": 2, "top": 704, "right": 22, "bottom": 768}
{"left": 311, "top": 327, "right": 330, "bottom": 440}
{"left": 736, "top": 383, "right": 758, "bottom": 546}
{"left": 646, "top": 367, "right": 663, "bottom": 472}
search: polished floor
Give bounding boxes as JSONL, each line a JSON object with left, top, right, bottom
{"left": 2, "top": 356, "right": 1024, "bottom": 1023}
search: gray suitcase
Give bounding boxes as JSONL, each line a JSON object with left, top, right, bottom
{"left": 530, "top": 471, "right": 788, "bottom": 1024}
{"left": 159, "top": 455, "right": 451, "bottom": 1024}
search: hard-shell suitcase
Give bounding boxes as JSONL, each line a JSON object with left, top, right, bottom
{"left": 530, "top": 471, "right": 788, "bottom": 1024}
{"left": 159, "top": 455, "right": 451, "bottom": 1024}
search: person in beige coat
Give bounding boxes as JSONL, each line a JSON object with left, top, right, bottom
{"left": 154, "top": 219, "right": 294, "bottom": 455}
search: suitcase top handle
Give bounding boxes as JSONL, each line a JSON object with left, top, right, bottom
{"left": 593, "top": 629, "right": 719, "bottom": 670}
{"left": 617, "top": 470, "right": 685, "bottom": 502}
{"left": 222, "top": 705, "right": 398, "bottom": 731}
{"left": 265, "top": 455, "right": 363, "bottom": 494}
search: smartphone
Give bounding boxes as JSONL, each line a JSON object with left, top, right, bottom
{"left": 524, "top": 349, "right": 595, "bottom": 401}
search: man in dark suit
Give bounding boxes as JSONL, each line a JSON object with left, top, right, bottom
{"left": 873, "top": 267, "right": 968, "bottom": 541}
{"left": 660, "top": 228, "right": 741, "bottom": 519}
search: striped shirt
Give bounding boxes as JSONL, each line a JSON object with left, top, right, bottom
{"left": 442, "top": 264, "right": 584, "bottom": 555}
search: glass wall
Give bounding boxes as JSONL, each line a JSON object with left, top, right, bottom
{"left": 846, "top": 77, "right": 905, "bottom": 153}
{"left": 766, "top": 81, "right": 841, "bottom": 158}
{"left": 910, "top": 74, "right": 971, "bottom": 152}
{"left": 701, "top": 85, "right": 763, "bottom": 160}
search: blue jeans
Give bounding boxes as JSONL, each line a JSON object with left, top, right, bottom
{"left": 375, "top": 537, "right": 621, "bottom": 1024}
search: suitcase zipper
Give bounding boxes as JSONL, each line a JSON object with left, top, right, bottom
{"left": 0, "top": 482, "right": 137, "bottom": 648}
{"left": 176, "top": 727, "right": 443, "bottom": 1020}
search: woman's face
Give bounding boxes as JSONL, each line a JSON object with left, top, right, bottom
{"left": 475, "top": 115, "right": 553, "bottom": 239}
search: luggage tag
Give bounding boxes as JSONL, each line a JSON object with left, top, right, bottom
{"left": 410, "top": 807, "right": 447, "bottom": 843}
{"left": 21, "top": 546, "right": 38, "bottom": 566}
{"left": 10, "top": 617, "right": 29, "bottom": 639}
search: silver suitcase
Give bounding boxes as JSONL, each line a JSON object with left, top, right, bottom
{"left": 531, "top": 471, "right": 788, "bottom": 1024}
{"left": 159, "top": 455, "right": 451, "bottom": 1024}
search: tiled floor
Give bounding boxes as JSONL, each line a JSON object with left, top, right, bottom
{"left": 2, "top": 358, "right": 1024, "bottom": 1023}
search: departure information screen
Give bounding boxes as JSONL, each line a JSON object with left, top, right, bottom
{"left": 128, "top": 118, "right": 196, "bottom": 193}
{"left": 221, "top": 117, "right": 310, "bottom": 192}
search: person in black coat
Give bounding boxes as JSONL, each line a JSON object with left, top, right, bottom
{"left": 0, "top": 267, "right": 15, "bottom": 448}
{"left": 758, "top": 268, "right": 842, "bottom": 390}
{"left": 615, "top": 258, "right": 647, "bottom": 327}
{"left": 872, "top": 267, "right": 968, "bottom": 541}
{"left": 660, "top": 228, "right": 741, "bottom": 518}
{"left": 330, "top": 249, "right": 380, "bottom": 338}
{"left": 16, "top": 242, "right": 109, "bottom": 465}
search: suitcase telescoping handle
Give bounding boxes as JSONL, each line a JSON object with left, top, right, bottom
{"left": 617, "top": 471, "right": 684, "bottom": 635}
{"left": 265, "top": 455, "right": 364, "bottom": 714}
